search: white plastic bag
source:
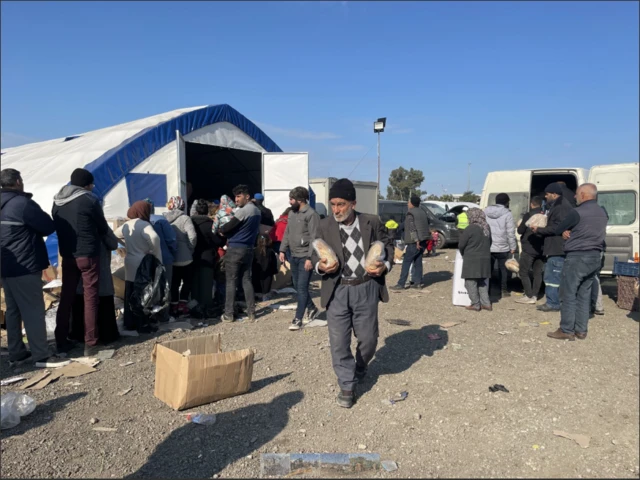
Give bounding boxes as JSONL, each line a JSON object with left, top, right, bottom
{"left": 1, "top": 392, "right": 36, "bottom": 430}
{"left": 365, "top": 241, "right": 386, "bottom": 270}
{"left": 525, "top": 213, "right": 547, "bottom": 228}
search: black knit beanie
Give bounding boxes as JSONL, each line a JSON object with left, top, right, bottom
{"left": 329, "top": 178, "right": 356, "bottom": 201}
{"left": 70, "top": 168, "right": 94, "bottom": 188}
{"left": 545, "top": 183, "right": 563, "bottom": 195}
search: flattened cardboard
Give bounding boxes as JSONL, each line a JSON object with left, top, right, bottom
{"left": 59, "top": 362, "right": 97, "bottom": 378}
{"left": 152, "top": 333, "right": 254, "bottom": 411}
{"left": 20, "top": 371, "right": 51, "bottom": 389}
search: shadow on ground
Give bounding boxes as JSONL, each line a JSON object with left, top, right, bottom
{"left": 0, "top": 392, "right": 87, "bottom": 439}
{"left": 127, "top": 390, "right": 304, "bottom": 479}
{"left": 357, "top": 325, "right": 448, "bottom": 398}
{"left": 422, "top": 270, "right": 453, "bottom": 287}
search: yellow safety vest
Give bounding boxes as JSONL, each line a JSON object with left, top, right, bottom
{"left": 457, "top": 212, "right": 469, "bottom": 230}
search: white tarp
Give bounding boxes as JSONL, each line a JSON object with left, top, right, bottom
{"left": 262, "top": 152, "right": 309, "bottom": 220}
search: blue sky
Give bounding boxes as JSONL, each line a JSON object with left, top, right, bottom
{"left": 1, "top": 1, "right": 638, "bottom": 195}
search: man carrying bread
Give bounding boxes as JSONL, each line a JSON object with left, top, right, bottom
{"left": 312, "top": 178, "right": 394, "bottom": 408}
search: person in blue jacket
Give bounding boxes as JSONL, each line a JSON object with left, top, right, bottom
{"left": 0, "top": 168, "right": 66, "bottom": 366}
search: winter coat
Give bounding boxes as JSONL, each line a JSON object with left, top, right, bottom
{"left": 52, "top": 185, "right": 110, "bottom": 259}
{"left": 256, "top": 203, "right": 275, "bottom": 227}
{"left": 270, "top": 215, "right": 288, "bottom": 243}
{"left": 280, "top": 204, "right": 320, "bottom": 259}
{"left": 403, "top": 206, "right": 430, "bottom": 243}
{"left": 76, "top": 229, "right": 119, "bottom": 296}
{"left": 535, "top": 196, "right": 573, "bottom": 257}
{"left": 458, "top": 224, "right": 492, "bottom": 279}
{"left": 191, "top": 215, "right": 224, "bottom": 268}
{"left": 115, "top": 219, "right": 162, "bottom": 282}
{"left": 517, "top": 207, "right": 545, "bottom": 256}
{"left": 150, "top": 214, "right": 178, "bottom": 266}
{"left": 1, "top": 189, "right": 55, "bottom": 278}
{"left": 163, "top": 209, "right": 197, "bottom": 265}
{"left": 484, "top": 204, "right": 516, "bottom": 253}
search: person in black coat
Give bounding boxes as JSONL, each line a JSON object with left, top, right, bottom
{"left": 252, "top": 233, "right": 278, "bottom": 299}
{"left": 191, "top": 200, "right": 225, "bottom": 314}
{"left": 516, "top": 196, "right": 545, "bottom": 304}
{"left": 458, "top": 208, "right": 493, "bottom": 312}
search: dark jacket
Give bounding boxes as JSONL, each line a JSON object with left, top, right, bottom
{"left": 311, "top": 213, "right": 394, "bottom": 309}
{"left": 52, "top": 185, "right": 110, "bottom": 259}
{"left": 191, "top": 215, "right": 224, "bottom": 268}
{"left": 535, "top": 196, "right": 573, "bottom": 257}
{"left": 150, "top": 214, "right": 178, "bottom": 265}
{"left": 559, "top": 184, "right": 577, "bottom": 208}
{"left": 517, "top": 207, "right": 544, "bottom": 256}
{"left": 404, "top": 206, "right": 430, "bottom": 243}
{"left": 1, "top": 189, "right": 56, "bottom": 278}
{"left": 458, "top": 224, "right": 492, "bottom": 279}
{"left": 556, "top": 200, "right": 608, "bottom": 254}
{"left": 256, "top": 202, "right": 275, "bottom": 227}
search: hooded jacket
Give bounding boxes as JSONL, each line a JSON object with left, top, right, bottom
{"left": 191, "top": 214, "right": 224, "bottom": 267}
{"left": 52, "top": 185, "right": 110, "bottom": 259}
{"left": 517, "top": 207, "right": 545, "bottom": 256}
{"left": 149, "top": 214, "right": 178, "bottom": 265}
{"left": 534, "top": 196, "right": 574, "bottom": 257}
{"left": 163, "top": 209, "right": 197, "bottom": 265}
{"left": 483, "top": 204, "right": 516, "bottom": 253}
{"left": 1, "top": 189, "right": 56, "bottom": 278}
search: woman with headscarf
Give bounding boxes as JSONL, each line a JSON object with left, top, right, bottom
{"left": 115, "top": 201, "right": 163, "bottom": 333}
{"left": 163, "top": 195, "right": 197, "bottom": 317}
{"left": 458, "top": 208, "right": 493, "bottom": 312}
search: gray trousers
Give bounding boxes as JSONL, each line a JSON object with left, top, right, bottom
{"left": 465, "top": 279, "right": 491, "bottom": 307}
{"left": 2, "top": 273, "right": 50, "bottom": 362}
{"left": 327, "top": 281, "right": 380, "bottom": 392}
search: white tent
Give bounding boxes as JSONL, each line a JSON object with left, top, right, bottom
{"left": 1, "top": 104, "right": 309, "bottom": 263}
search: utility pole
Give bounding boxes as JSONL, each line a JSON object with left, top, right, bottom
{"left": 377, "top": 132, "right": 381, "bottom": 200}
{"left": 467, "top": 163, "right": 471, "bottom": 192}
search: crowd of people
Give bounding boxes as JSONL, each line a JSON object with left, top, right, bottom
{"left": 0, "top": 166, "right": 612, "bottom": 407}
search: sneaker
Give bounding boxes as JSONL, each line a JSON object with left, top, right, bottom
{"left": 35, "top": 356, "right": 71, "bottom": 368}
{"left": 389, "top": 285, "right": 405, "bottom": 291}
{"left": 594, "top": 309, "right": 605, "bottom": 316}
{"left": 289, "top": 318, "right": 303, "bottom": 331}
{"left": 221, "top": 314, "right": 235, "bottom": 323}
{"left": 336, "top": 390, "right": 355, "bottom": 408}
{"left": 409, "top": 284, "right": 423, "bottom": 290}
{"left": 9, "top": 351, "right": 32, "bottom": 366}
{"left": 246, "top": 313, "right": 257, "bottom": 323}
{"left": 302, "top": 307, "right": 320, "bottom": 325}
{"left": 515, "top": 296, "right": 537, "bottom": 305}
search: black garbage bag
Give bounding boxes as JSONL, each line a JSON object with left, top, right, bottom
{"left": 130, "top": 254, "right": 170, "bottom": 317}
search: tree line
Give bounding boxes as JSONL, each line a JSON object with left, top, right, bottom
{"left": 381, "top": 166, "right": 480, "bottom": 203}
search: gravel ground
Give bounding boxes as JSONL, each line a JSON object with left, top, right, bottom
{"left": 1, "top": 249, "right": 639, "bottom": 479}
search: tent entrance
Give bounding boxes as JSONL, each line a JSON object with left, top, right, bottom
{"left": 185, "top": 142, "right": 262, "bottom": 203}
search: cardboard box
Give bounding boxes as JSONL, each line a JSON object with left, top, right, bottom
{"left": 151, "top": 333, "right": 254, "bottom": 411}
{"left": 112, "top": 266, "right": 126, "bottom": 300}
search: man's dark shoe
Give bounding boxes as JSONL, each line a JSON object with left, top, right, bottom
{"left": 389, "top": 285, "right": 405, "bottom": 292}
{"left": 575, "top": 332, "right": 588, "bottom": 340}
{"left": 547, "top": 328, "right": 575, "bottom": 341}
{"left": 409, "top": 284, "right": 423, "bottom": 290}
{"left": 355, "top": 366, "right": 367, "bottom": 381}
{"left": 481, "top": 305, "right": 493, "bottom": 312}
{"left": 289, "top": 318, "right": 303, "bottom": 331}
{"left": 537, "top": 304, "right": 560, "bottom": 313}
{"left": 221, "top": 314, "right": 235, "bottom": 323}
{"left": 594, "top": 309, "right": 605, "bottom": 316}
{"left": 465, "top": 305, "right": 481, "bottom": 312}
{"left": 303, "top": 306, "right": 319, "bottom": 324}
{"left": 336, "top": 390, "right": 355, "bottom": 408}
{"left": 9, "top": 351, "right": 32, "bottom": 366}
{"left": 501, "top": 290, "right": 511, "bottom": 298}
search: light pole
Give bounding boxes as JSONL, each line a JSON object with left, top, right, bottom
{"left": 373, "top": 117, "right": 386, "bottom": 205}
{"left": 467, "top": 163, "right": 471, "bottom": 192}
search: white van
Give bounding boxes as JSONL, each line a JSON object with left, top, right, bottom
{"left": 479, "top": 163, "right": 639, "bottom": 275}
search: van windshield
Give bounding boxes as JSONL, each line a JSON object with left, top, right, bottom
{"left": 425, "top": 204, "right": 446, "bottom": 216}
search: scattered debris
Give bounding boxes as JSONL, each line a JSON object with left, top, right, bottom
{"left": 118, "top": 387, "right": 133, "bottom": 396}
{"left": 119, "top": 361, "right": 135, "bottom": 367}
{"left": 35, "top": 359, "right": 71, "bottom": 368}
{"left": 96, "top": 349, "right": 115, "bottom": 361}
{"left": 358, "top": 444, "right": 367, "bottom": 450}
{"left": 93, "top": 427, "right": 117, "bottom": 432}
{"left": 89, "top": 418, "right": 99, "bottom": 424}
{"left": 381, "top": 460, "right": 398, "bottom": 472}
{"left": 73, "top": 357, "right": 101, "bottom": 368}
{"left": 414, "top": 413, "right": 422, "bottom": 420}
{"left": 489, "top": 384, "right": 509, "bottom": 393}
{"left": 381, "top": 399, "right": 394, "bottom": 407}
{"left": 451, "top": 343, "right": 463, "bottom": 351}
{"left": 539, "top": 321, "right": 551, "bottom": 325}
{"left": 271, "top": 304, "right": 297, "bottom": 311}
{"left": 182, "top": 349, "right": 192, "bottom": 357}
{"left": 65, "top": 382, "right": 82, "bottom": 387}
{"left": 440, "top": 321, "right": 461, "bottom": 329}
{"left": 1, "top": 376, "right": 26, "bottom": 387}
{"left": 58, "top": 362, "right": 97, "bottom": 379}
{"left": 386, "top": 319, "right": 411, "bottom": 326}
{"left": 532, "top": 445, "right": 540, "bottom": 450}
{"left": 20, "top": 371, "right": 52, "bottom": 390}
{"left": 389, "top": 391, "right": 408, "bottom": 405}
{"left": 553, "top": 430, "right": 590, "bottom": 448}
{"left": 498, "top": 331, "right": 511, "bottom": 335}
{"left": 187, "top": 413, "right": 217, "bottom": 425}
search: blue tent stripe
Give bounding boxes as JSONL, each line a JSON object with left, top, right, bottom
{"left": 82, "top": 104, "right": 282, "bottom": 200}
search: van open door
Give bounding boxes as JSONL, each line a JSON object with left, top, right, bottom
{"left": 588, "top": 163, "right": 639, "bottom": 274}
{"left": 176, "top": 130, "right": 187, "bottom": 205}
{"left": 262, "top": 152, "right": 309, "bottom": 219}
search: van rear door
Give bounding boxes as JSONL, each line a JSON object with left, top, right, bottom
{"left": 588, "top": 163, "right": 639, "bottom": 274}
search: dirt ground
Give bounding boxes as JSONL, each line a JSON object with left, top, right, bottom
{"left": 1, "top": 249, "right": 639, "bottom": 479}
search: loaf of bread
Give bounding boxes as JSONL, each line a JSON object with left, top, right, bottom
{"left": 365, "top": 241, "right": 386, "bottom": 271}
{"left": 312, "top": 239, "right": 338, "bottom": 267}
{"left": 505, "top": 258, "right": 520, "bottom": 273}
{"left": 525, "top": 213, "right": 547, "bottom": 229}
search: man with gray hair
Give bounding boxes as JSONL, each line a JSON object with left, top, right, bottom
{"left": 547, "top": 183, "right": 608, "bottom": 341}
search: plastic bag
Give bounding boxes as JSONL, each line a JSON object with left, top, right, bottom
{"left": 505, "top": 258, "right": 520, "bottom": 273}
{"left": 131, "top": 254, "right": 170, "bottom": 317}
{"left": 1, "top": 392, "right": 36, "bottom": 430}
{"left": 525, "top": 213, "right": 548, "bottom": 229}
{"left": 364, "top": 241, "right": 386, "bottom": 270}
{"left": 312, "top": 239, "right": 338, "bottom": 268}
